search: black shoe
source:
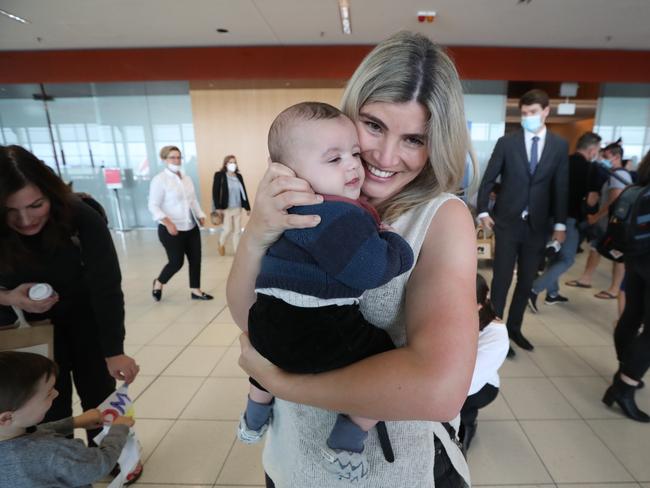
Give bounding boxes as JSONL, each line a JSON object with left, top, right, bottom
{"left": 152, "top": 279, "right": 162, "bottom": 302}
{"left": 528, "top": 291, "right": 539, "bottom": 313}
{"left": 511, "top": 332, "right": 534, "bottom": 351}
{"left": 602, "top": 376, "right": 650, "bottom": 422}
{"left": 507, "top": 346, "right": 516, "bottom": 359}
{"left": 613, "top": 370, "right": 645, "bottom": 390}
{"left": 545, "top": 294, "right": 568, "bottom": 305}
{"left": 461, "top": 421, "right": 477, "bottom": 453}
{"left": 191, "top": 291, "right": 214, "bottom": 300}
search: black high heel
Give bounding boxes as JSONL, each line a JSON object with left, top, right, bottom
{"left": 191, "top": 291, "right": 213, "bottom": 300}
{"left": 602, "top": 376, "right": 650, "bottom": 422}
{"left": 152, "top": 279, "right": 162, "bottom": 302}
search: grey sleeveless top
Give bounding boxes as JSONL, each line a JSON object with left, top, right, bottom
{"left": 263, "top": 193, "right": 471, "bottom": 487}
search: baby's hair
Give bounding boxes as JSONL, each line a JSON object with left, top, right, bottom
{"left": 476, "top": 273, "right": 497, "bottom": 330}
{"left": 0, "top": 351, "right": 58, "bottom": 412}
{"left": 268, "top": 101, "right": 345, "bottom": 164}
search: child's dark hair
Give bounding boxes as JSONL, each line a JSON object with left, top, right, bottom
{"left": 268, "top": 101, "right": 345, "bottom": 164}
{"left": 0, "top": 351, "right": 58, "bottom": 412}
{"left": 476, "top": 274, "right": 497, "bottom": 330}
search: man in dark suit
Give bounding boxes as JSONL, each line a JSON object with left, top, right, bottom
{"left": 477, "top": 89, "right": 569, "bottom": 355}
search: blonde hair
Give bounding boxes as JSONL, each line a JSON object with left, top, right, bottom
{"left": 341, "top": 31, "right": 476, "bottom": 222}
{"left": 159, "top": 145, "right": 181, "bottom": 160}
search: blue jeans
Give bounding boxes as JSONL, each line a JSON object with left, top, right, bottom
{"left": 532, "top": 218, "right": 579, "bottom": 297}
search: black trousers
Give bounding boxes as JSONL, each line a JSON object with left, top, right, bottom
{"left": 460, "top": 384, "right": 499, "bottom": 428}
{"left": 614, "top": 256, "right": 650, "bottom": 381}
{"left": 157, "top": 224, "right": 201, "bottom": 288}
{"left": 44, "top": 308, "right": 116, "bottom": 444}
{"left": 491, "top": 221, "right": 545, "bottom": 334}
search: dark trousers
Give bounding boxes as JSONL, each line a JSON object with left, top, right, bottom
{"left": 44, "top": 311, "right": 116, "bottom": 444}
{"left": 248, "top": 294, "right": 395, "bottom": 377}
{"left": 491, "top": 221, "right": 545, "bottom": 334}
{"left": 157, "top": 224, "right": 201, "bottom": 288}
{"left": 614, "top": 256, "right": 650, "bottom": 381}
{"left": 460, "top": 384, "right": 499, "bottom": 428}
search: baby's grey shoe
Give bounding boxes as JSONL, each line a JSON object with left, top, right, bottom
{"left": 237, "top": 412, "right": 270, "bottom": 444}
{"left": 320, "top": 446, "right": 369, "bottom": 483}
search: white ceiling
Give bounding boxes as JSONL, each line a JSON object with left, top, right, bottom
{"left": 1, "top": 0, "right": 649, "bottom": 51}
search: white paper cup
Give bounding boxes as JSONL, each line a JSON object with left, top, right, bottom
{"left": 28, "top": 283, "right": 54, "bottom": 301}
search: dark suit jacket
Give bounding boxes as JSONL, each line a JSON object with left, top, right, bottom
{"left": 477, "top": 129, "right": 569, "bottom": 232}
{"left": 212, "top": 170, "right": 250, "bottom": 211}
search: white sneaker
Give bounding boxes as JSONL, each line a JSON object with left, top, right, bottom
{"left": 319, "top": 446, "right": 369, "bottom": 483}
{"left": 237, "top": 412, "right": 271, "bottom": 444}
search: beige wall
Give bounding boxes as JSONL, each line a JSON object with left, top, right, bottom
{"left": 547, "top": 118, "right": 595, "bottom": 152}
{"left": 190, "top": 87, "right": 344, "bottom": 227}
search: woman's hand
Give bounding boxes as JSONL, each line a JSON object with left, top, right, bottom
{"left": 198, "top": 217, "right": 206, "bottom": 227}
{"left": 4, "top": 284, "right": 59, "bottom": 314}
{"left": 245, "top": 162, "right": 322, "bottom": 249}
{"left": 105, "top": 354, "right": 140, "bottom": 384}
{"left": 165, "top": 221, "right": 178, "bottom": 236}
{"left": 238, "top": 333, "right": 285, "bottom": 395}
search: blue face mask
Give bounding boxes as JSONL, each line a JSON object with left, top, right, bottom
{"left": 521, "top": 114, "right": 543, "bottom": 133}
{"left": 600, "top": 159, "right": 612, "bottom": 169}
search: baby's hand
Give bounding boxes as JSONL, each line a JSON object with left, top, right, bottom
{"left": 73, "top": 409, "right": 104, "bottom": 430}
{"left": 113, "top": 415, "right": 135, "bottom": 428}
{"left": 379, "top": 222, "right": 396, "bottom": 233}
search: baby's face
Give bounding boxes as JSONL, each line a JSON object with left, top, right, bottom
{"left": 287, "top": 116, "right": 364, "bottom": 200}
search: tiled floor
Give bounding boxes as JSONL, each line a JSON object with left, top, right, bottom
{"left": 92, "top": 229, "right": 649, "bottom": 487}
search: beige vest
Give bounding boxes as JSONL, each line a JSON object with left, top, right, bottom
{"left": 263, "top": 193, "right": 471, "bottom": 487}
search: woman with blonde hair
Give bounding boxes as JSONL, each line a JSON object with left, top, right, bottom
{"left": 212, "top": 154, "right": 251, "bottom": 256}
{"left": 228, "top": 31, "right": 478, "bottom": 487}
{"left": 149, "top": 145, "right": 212, "bottom": 301}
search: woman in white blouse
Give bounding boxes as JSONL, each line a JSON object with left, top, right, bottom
{"left": 148, "top": 145, "right": 213, "bottom": 301}
{"left": 212, "top": 154, "right": 250, "bottom": 256}
{"left": 460, "top": 273, "right": 510, "bottom": 452}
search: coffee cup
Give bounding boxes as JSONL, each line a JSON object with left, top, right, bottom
{"left": 28, "top": 283, "right": 54, "bottom": 301}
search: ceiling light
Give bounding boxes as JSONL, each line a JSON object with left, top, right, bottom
{"left": 216, "top": 28, "right": 229, "bottom": 34}
{"left": 0, "top": 8, "right": 31, "bottom": 24}
{"left": 338, "top": 0, "right": 352, "bottom": 35}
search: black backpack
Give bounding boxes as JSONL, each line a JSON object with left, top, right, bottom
{"left": 597, "top": 183, "right": 650, "bottom": 262}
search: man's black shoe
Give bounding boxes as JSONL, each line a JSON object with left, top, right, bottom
{"left": 545, "top": 294, "right": 568, "bottom": 305}
{"left": 511, "top": 332, "right": 534, "bottom": 351}
{"left": 528, "top": 291, "right": 539, "bottom": 313}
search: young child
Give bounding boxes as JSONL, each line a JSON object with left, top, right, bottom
{"left": 238, "top": 102, "right": 414, "bottom": 482}
{"left": 0, "top": 351, "right": 134, "bottom": 488}
{"left": 459, "top": 274, "right": 509, "bottom": 452}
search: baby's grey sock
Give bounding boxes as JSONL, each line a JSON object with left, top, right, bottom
{"left": 326, "top": 414, "right": 368, "bottom": 453}
{"left": 245, "top": 397, "right": 272, "bottom": 431}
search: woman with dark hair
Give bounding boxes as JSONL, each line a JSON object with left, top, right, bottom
{"left": 458, "top": 274, "right": 509, "bottom": 452}
{"left": 212, "top": 154, "right": 250, "bottom": 256}
{"left": 603, "top": 150, "right": 650, "bottom": 422}
{"left": 0, "top": 145, "right": 140, "bottom": 438}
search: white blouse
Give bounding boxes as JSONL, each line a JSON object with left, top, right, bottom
{"left": 468, "top": 321, "right": 510, "bottom": 395}
{"left": 148, "top": 168, "right": 206, "bottom": 231}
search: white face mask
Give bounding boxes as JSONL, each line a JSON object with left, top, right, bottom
{"left": 226, "top": 162, "right": 237, "bottom": 173}
{"left": 167, "top": 164, "right": 181, "bottom": 173}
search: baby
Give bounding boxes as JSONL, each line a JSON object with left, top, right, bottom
{"left": 238, "top": 101, "right": 414, "bottom": 482}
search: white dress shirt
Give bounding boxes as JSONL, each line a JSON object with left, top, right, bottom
{"left": 148, "top": 168, "right": 206, "bottom": 231}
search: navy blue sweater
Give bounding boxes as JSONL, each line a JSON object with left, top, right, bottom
{"left": 256, "top": 197, "right": 414, "bottom": 299}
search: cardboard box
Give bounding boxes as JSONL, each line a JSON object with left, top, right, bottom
{"left": 0, "top": 321, "right": 54, "bottom": 359}
{"left": 477, "top": 228, "right": 495, "bottom": 260}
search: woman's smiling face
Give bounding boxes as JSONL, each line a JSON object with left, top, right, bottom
{"left": 355, "top": 100, "right": 430, "bottom": 206}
